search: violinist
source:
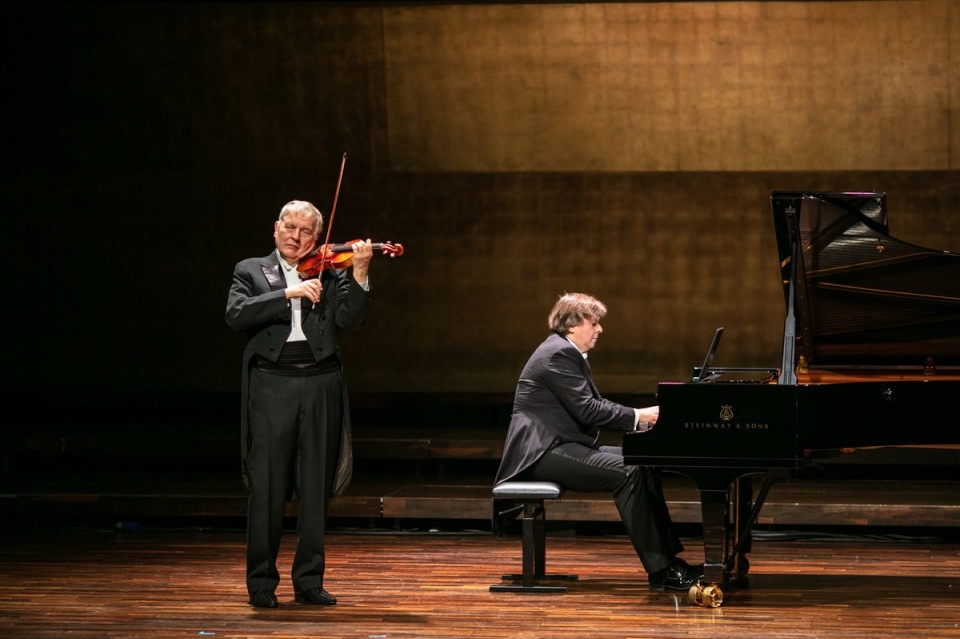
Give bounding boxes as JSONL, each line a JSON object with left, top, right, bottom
{"left": 225, "top": 199, "right": 374, "bottom": 608}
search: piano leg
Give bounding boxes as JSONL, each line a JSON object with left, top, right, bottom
{"left": 692, "top": 469, "right": 771, "bottom": 586}
{"left": 698, "top": 486, "right": 730, "bottom": 585}
{"left": 730, "top": 476, "right": 753, "bottom": 581}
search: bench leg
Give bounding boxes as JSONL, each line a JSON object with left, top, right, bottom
{"left": 490, "top": 501, "right": 578, "bottom": 593}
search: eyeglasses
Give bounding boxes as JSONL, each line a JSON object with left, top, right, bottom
{"left": 280, "top": 223, "right": 316, "bottom": 239}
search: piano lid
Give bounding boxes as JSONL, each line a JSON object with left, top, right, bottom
{"left": 771, "top": 191, "right": 960, "bottom": 371}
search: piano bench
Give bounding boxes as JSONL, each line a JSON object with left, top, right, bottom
{"left": 489, "top": 481, "right": 578, "bottom": 593}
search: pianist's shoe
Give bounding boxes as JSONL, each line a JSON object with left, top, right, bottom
{"left": 648, "top": 558, "right": 705, "bottom": 591}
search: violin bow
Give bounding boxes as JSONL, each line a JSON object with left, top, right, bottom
{"left": 319, "top": 152, "right": 347, "bottom": 265}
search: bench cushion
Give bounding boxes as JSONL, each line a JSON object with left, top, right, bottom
{"left": 492, "top": 481, "right": 564, "bottom": 500}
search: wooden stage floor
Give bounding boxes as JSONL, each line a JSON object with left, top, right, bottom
{"left": 1, "top": 523, "right": 958, "bottom": 639}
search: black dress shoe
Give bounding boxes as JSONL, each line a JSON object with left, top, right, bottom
{"left": 648, "top": 559, "right": 705, "bottom": 591}
{"left": 249, "top": 589, "right": 278, "bottom": 608}
{"left": 294, "top": 587, "right": 337, "bottom": 605}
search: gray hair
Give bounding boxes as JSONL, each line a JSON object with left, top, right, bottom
{"left": 278, "top": 200, "right": 323, "bottom": 236}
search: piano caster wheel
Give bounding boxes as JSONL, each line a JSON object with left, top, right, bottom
{"left": 688, "top": 581, "right": 724, "bottom": 608}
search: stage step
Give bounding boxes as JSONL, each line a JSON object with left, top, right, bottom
{"left": 2, "top": 473, "right": 957, "bottom": 530}
{"left": 3, "top": 390, "right": 958, "bottom": 533}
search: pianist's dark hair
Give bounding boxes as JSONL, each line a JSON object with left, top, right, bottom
{"left": 548, "top": 292, "right": 608, "bottom": 334}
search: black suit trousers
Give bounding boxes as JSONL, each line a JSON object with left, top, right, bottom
{"left": 245, "top": 367, "right": 343, "bottom": 594}
{"left": 521, "top": 442, "right": 683, "bottom": 574}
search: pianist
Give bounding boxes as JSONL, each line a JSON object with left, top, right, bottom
{"left": 494, "top": 292, "right": 704, "bottom": 591}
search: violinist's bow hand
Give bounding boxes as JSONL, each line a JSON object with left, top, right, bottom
{"left": 287, "top": 279, "right": 322, "bottom": 304}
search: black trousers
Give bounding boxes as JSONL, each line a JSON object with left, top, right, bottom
{"left": 245, "top": 367, "right": 343, "bottom": 595}
{"left": 521, "top": 442, "right": 683, "bottom": 573}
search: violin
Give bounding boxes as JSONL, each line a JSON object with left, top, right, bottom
{"left": 297, "top": 240, "right": 404, "bottom": 278}
{"left": 297, "top": 152, "right": 405, "bottom": 279}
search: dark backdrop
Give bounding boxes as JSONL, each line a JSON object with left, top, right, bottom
{"left": 4, "top": 3, "right": 957, "bottom": 423}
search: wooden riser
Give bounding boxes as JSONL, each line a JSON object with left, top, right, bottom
{"left": 3, "top": 476, "right": 958, "bottom": 529}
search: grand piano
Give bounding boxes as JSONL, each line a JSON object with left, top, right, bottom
{"left": 623, "top": 190, "right": 960, "bottom": 597}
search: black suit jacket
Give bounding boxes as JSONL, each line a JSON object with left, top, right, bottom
{"left": 225, "top": 250, "right": 370, "bottom": 495}
{"left": 494, "top": 332, "right": 636, "bottom": 485}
